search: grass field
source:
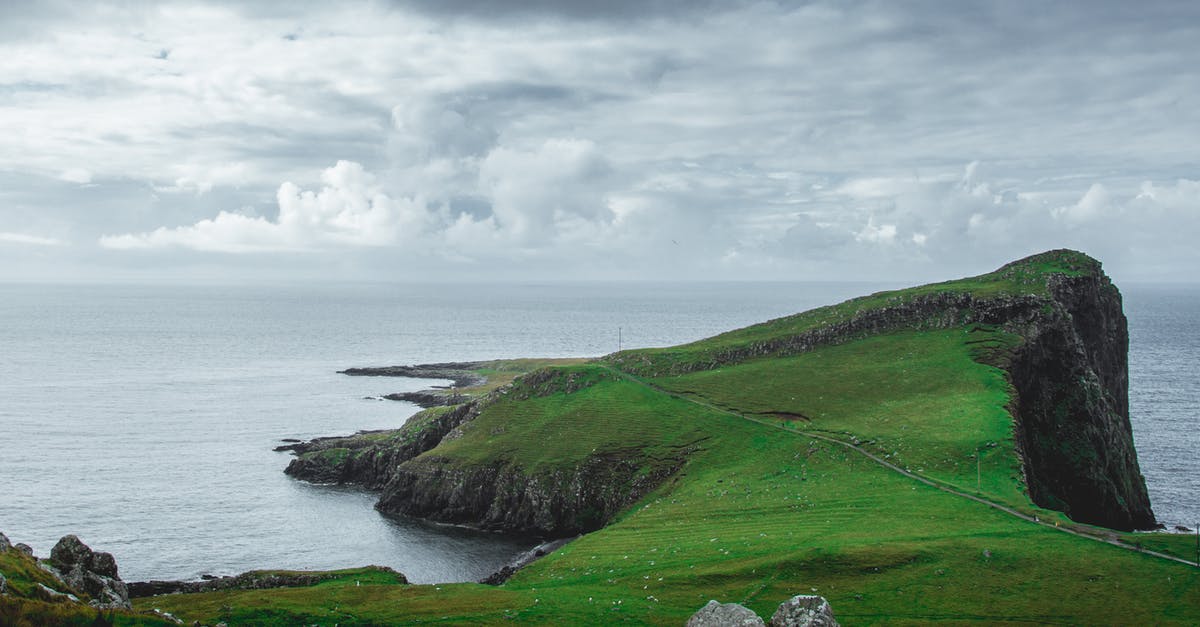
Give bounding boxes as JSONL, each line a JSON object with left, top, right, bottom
{"left": 142, "top": 359, "right": 1200, "bottom": 625}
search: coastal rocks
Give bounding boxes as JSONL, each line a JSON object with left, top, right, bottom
{"left": 0, "top": 531, "right": 10, "bottom": 552}
{"left": 382, "top": 390, "right": 470, "bottom": 408}
{"left": 127, "top": 566, "right": 407, "bottom": 598}
{"left": 285, "top": 399, "right": 490, "bottom": 488}
{"left": 376, "top": 449, "right": 687, "bottom": 536}
{"left": 769, "top": 595, "right": 839, "bottom": 626}
{"left": 480, "top": 537, "right": 576, "bottom": 585}
{"left": 0, "top": 571, "right": 7, "bottom": 595}
{"left": 686, "top": 596, "right": 839, "bottom": 627}
{"left": 31, "top": 583, "right": 79, "bottom": 603}
{"left": 340, "top": 362, "right": 488, "bottom": 389}
{"left": 45, "top": 534, "right": 131, "bottom": 610}
{"left": 686, "top": 600, "right": 765, "bottom": 626}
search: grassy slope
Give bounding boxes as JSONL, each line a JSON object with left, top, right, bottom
{"left": 138, "top": 251, "right": 1200, "bottom": 625}
{"left": 428, "top": 366, "right": 711, "bottom": 470}
{"left": 649, "top": 328, "right": 1035, "bottom": 513}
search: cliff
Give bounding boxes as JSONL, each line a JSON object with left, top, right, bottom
{"left": 287, "top": 367, "right": 706, "bottom": 536}
{"left": 1006, "top": 267, "right": 1154, "bottom": 529}
{"left": 608, "top": 249, "right": 1153, "bottom": 530}
{"left": 286, "top": 249, "right": 1154, "bottom": 535}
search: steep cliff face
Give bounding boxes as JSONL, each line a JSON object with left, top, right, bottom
{"left": 376, "top": 451, "right": 681, "bottom": 535}
{"left": 284, "top": 401, "right": 485, "bottom": 489}
{"left": 1005, "top": 269, "right": 1154, "bottom": 530}
{"left": 287, "top": 367, "right": 701, "bottom": 537}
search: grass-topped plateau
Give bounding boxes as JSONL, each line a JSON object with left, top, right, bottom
{"left": 15, "top": 250, "right": 1193, "bottom": 625}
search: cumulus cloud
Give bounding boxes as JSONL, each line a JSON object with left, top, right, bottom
{"left": 1054, "top": 184, "right": 1113, "bottom": 224}
{"left": 477, "top": 138, "right": 614, "bottom": 241}
{"left": 101, "top": 161, "right": 429, "bottom": 252}
{"left": 101, "top": 141, "right": 621, "bottom": 259}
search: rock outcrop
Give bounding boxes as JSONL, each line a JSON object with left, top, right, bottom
{"left": 44, "top": 535, "right": 131, "bottom": 610}
{"left": 686, "top": 596, "right": 839, "bottom": 627}
{"left": 686, "top": 600, "right": 766, "bottom": 626}
{"left": 284, "top": 400, "right": 489, "bottom": 489}
{"left": 1004, "top": 269, "right": 1155, "bottom": 530}
{"left": 480, "top": 537, "right": 576, "bottom": 585}
{"left": 375, "top": 450, "right": 681, "bottom": 535}
{"left": 382, "top": 390, "right": 470, "bottom": 408}
{"left": 339, "top": 362, "right": 487, "bottom": 388}
{"left": 769, "top": 595, "right": 839, "bottom": 626}
{"left": 127, "top": 565, "right": 406, "bottom": 598}
{"left": 287, "top": 370, "right": 697, "bottom": 536}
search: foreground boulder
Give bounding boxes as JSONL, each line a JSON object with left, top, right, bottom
{"left": 44, "top": 534, "right": 130, "bottom": 610}
{"left": 770, "top": 595, "right": 838, "bottom": 626}
{"left": 686, "top": 596, "right": 839, "bottom": 627}
{"left": 686, "top": 600, "right": 766, "bottom": 626}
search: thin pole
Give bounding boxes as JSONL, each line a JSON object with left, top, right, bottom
{"left": 976, "top": 451, "right": 981, "bottom": 492}
{"left": 1195, "top": 523, "right": 1198, "bottom": 567}
{"left": 618, "top": 326, "right": 622, "bottom": 352}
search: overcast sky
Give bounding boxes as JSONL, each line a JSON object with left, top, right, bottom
{"left": 2, "top": 1, "right": 1197, "bottom": 283}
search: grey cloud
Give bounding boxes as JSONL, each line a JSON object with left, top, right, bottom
{"left": 381, "top": 0, "right": 731, "bottom": 23}
{"left": 4, "top": 1, "right": 1200, "bottom": 282}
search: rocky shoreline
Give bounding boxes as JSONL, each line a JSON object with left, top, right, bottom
{"left": 283, "top": 367, "right": 698, "bottom": 537}
{"left": 341, "top": 361, "right": 490, "bottom": 408}
{"left": 127, "top": 566, "right": 406, "bottom": 598}
{"left": 339, "top": 362, "right": 488, "bottom": 388}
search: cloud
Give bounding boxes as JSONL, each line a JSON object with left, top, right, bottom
{"left": 855, "top": 218, "right": 898, "bottom": 244}
{"left": 380, "top": 0, "right": 727, "bottom": 23}
{"left": 0, "top": 232, "right": 65, "bottom": 246}
{"left": 477, "top": 138, "right": 614, "bottom": 241}
{"left": 101, "top": 161, "right": 429, "bottom": 252}
{"left": 99, "top": 141, "right": 621, "bottom": 258}
{"left": 58, "top": 168, "right": 92, "bottom": 184}
{"left": 1054, "top": 184, "right": 1113, "bottom": 223}
{"left": 5, "top": 2, "right": 1200, "bottom": 280}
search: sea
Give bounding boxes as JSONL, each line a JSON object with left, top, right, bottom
{"left": 0, "top": 281, "right": 1196, "bottom": 583}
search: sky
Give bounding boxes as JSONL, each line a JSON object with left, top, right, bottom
{"left": 1, "top": 0, "right": 1198, "bottom": 284}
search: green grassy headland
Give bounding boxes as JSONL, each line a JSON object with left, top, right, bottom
{"left": 121, "top": 250, "right": 1200, "bottom": 624}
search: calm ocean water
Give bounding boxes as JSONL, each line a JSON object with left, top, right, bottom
{"left": 0, "top": 281, "right": 1195, "bottom": 582}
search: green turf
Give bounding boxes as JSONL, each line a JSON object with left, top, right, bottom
{"left": 424, "top": 366, "right": 711, "bottom": 469}
{"left": 647, "top": 328, "right": 1033, "bottom": 511}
